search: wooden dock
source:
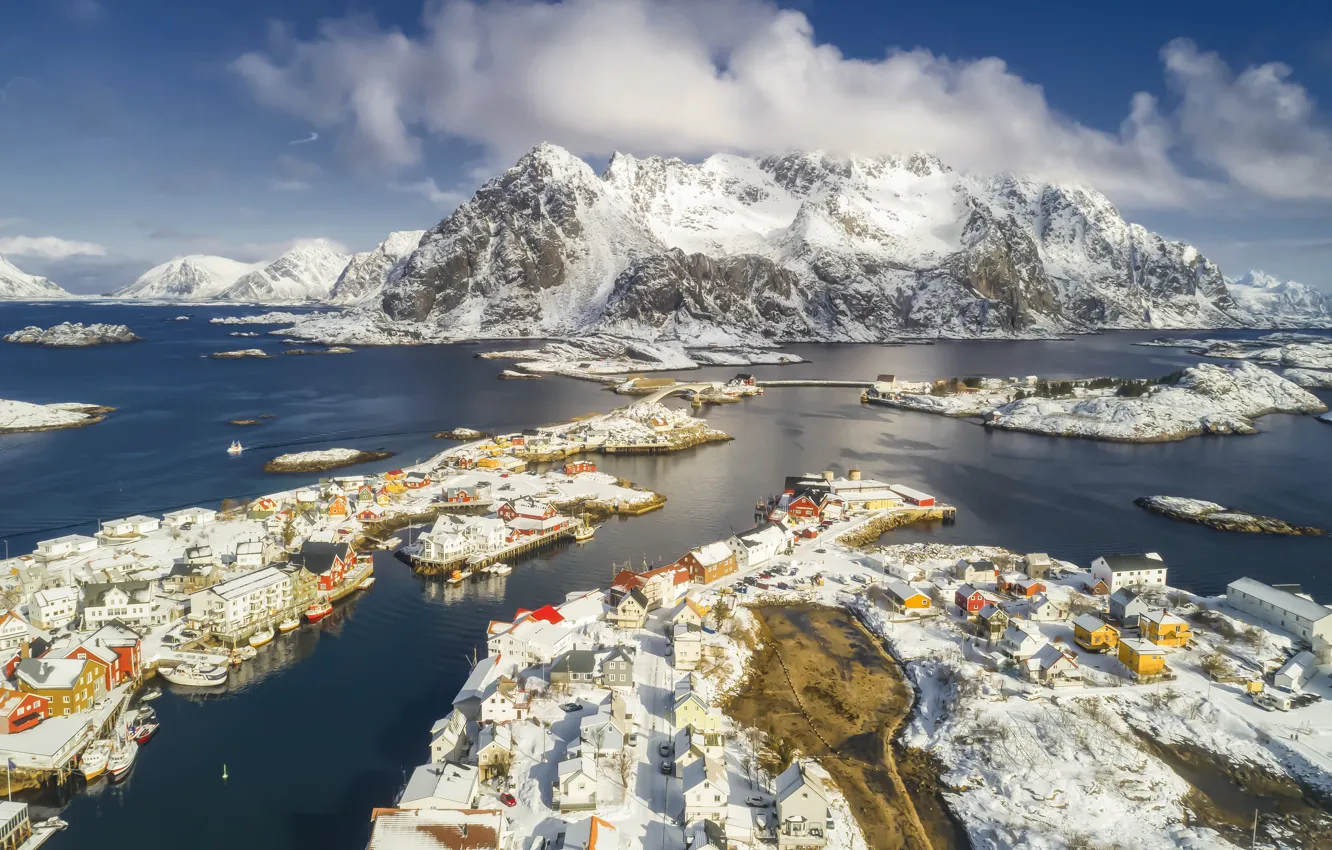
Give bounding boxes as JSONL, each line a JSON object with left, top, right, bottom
{"left": 757, "top": 379, "right": 875, "bottom": 388}
{"left": 411, "top": 524, "right": 579, "bottom": 575}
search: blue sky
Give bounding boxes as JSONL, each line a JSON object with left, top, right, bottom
{"left": 3, "top": 0, "right": 1332, "bottom": 293}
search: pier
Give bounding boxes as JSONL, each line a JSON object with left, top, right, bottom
{"left": 411, "top": 523, "right": 582, "bottom": 576}
{"left": 757, "top": 379, "right": 875, "bottom": 388}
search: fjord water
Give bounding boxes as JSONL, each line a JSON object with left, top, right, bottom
{"left": 1, "top": 304, "right": 1328, "bottom": 850}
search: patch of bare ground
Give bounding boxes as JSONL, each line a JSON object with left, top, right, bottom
{"left": 727, "top": 604, "right": 960, "bottom": 850}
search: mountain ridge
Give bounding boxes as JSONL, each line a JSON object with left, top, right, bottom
{"left": 0, "top": 255, "right": 72, "bottom": 300}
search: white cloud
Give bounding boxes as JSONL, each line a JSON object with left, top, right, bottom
{"left": 390, "top": 177, "right": 465, "bottom": 207}
{"left": 230, "top": 1, "right": 1332, "bottom": 209}
{"left": 0, "top": 235, "right": 107, "bottom": 259}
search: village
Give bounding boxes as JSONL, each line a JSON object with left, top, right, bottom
{"left": 0, "top": 397, "right": 729, "bottom": 844}
{"left": 363, "top": 465, "right": 1332, "bottom": 850}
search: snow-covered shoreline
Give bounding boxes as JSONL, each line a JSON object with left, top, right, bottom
{"left": 1135, "top": 495, "right": 1324, "bottom": 535}
{"left": 5, "top": 322, "right": 139, "bottom": 347}
{"left": 263, "top": 447, "right": 394, "bottom": 473}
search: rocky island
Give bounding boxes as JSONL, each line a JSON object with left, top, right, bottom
{"left": 210, "top": 349, "right": 269, "bottom": 359}
{"left": 866, "top": 362, "right": 1326, "bottom": 442}
{"left": 5, "top": 322, "right": 139, "bottom": 347}
{"left": 1135, "top": 495, "right": 1324, "bottom": 535}
{"left": 263, "top": 448, "right": 394, "bottom": 473}
{"left": 0, "top": 400, "right": 114, "bottom": 433}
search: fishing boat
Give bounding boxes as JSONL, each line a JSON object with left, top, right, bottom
{"left": 80, "top": 740, "right": 112, "bottom": 781}
{"left": 133, "top": 721, "right": 159, "bottom": 744}
{"left": 573, "top": 524, "right": 595, "bottom": 542}
{"left": 133, "top": 706, "right": 157, "bottom": 724}
{"left": 357, "top": 575, "right": 376, "bottom": 590}
{"left": 34, "top": 817, "right": 68, "bottom": 831}
{"left": 248, "top": 626, "right": 275, "bottom": 648}
{"left": 238, "top": 645, "right": 257, "bottom": 660}
{"left": 488, "top": 563, "right": 512, "bottom": 576}
{"left": 227, "top": 651, "right": 243, "bottom": 668}
{"left": 277, "top": 616, "right": 300, "bottom": 633}
{"left": 107, "top": 738, "right": 138, "bottom": 780}
{"left": 139, "top": 686, "right": 162, "bottom": 702}
{"left": 227, "top": 440, "right": 243, "bottom": 455}
{"left": 304, "top": 600, "right": 333, "bottom": 623}
{"left": 160, "top": 662, "right": 228, "bottom": 687}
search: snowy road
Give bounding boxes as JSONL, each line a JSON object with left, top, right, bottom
{"left": 634, "top": 613, "right": 682, "bottom": 849}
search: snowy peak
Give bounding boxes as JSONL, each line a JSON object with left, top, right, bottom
{"left": 377, "top": 142, "right": 1327, "bottom": 341}
{"left": 1228, "top": 270, "right": 1332, "bottom": 326}
{"left": 0, "top": 255, "right": 71, "bottom": 300}
{"left": 113, "top": 255, "right": 262, "bottom": 300}
{"left": 329, "top": 230, "right": 425, "bottom": 306}
{"left": 216, "top": 239, "right": 350, "bottom": 303}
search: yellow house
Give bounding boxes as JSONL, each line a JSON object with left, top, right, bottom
{"left": 476, "top": 457, "right": 503, "bottom": 469}
{"left": 1138, "top": 610, "right": 1191, "bottom": 647}
{"left": 883, "top": 580, "right": 931, "bottom": 613}
{"left": 1072, "top": 613, "right": 1120, "bottom": 653}
{"left": 385, "top": 479, "right": 407, "bottom": 494}
{"left": 670, "top": 691, "right": 715, "bottom": 731}
{"left": 1117, "top": 638, "right": 1169, "bottom": 680}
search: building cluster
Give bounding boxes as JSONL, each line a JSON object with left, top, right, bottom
{"left": 764, "top": 470, "right": 936, "bottom": 532}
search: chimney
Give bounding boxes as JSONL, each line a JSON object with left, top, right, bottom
{"left": 849, "top": 469, "right": 861, "bottom": 481}
{"left": 822, "top": 471, "right": 834, "bottom": 482}
{"left": 19, "top": 639, "right": 31, "bottom": 660}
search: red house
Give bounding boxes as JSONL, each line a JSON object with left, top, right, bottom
{"left": 80, "top": 623, "right": 143, "bottom": 686}
{"left": 610, "top": 570, "right": 647, "bottom": 603}
{"left": 63, "top": 647, "right": 113, "bottom": 691}
{"left": 786, "top": 494, "right": 822, "bottom": 521}
{"left": 498, "top": 498, "right": 556, "bottom": 522}
{"left": 294, "top": 541, "right": 357, "bottom": 591}
{"left": 564, "top": 460, "right": 597, "bottom": 475}
{"left": 0, "top": 690, "right": 48, "bottom": 734}
{"left": 513, "top": 605, "right": 565, "bottom": 626}
{"left": 955, "top": 584, "right": 987, "bottom": 615}
{"left": 1, "top": 638, "right": 50, "bottom": 680}
{"left": 1014, "top": 579, "right": 1046, "bottom": 598}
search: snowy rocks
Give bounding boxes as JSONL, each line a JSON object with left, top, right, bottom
{"left": 216, "top": 239, "right": 349, "bottom": 302}
{"left": 1283, "top": 368, "right": 1332, "bottom": 389}
{"left": 1134, "top": 495, "right": 1323, "bottom": 535}
{"left": 113, "top": 256, "right": 262, "bottom": 300}
{"left": 0, "top": 400, "right": 113, "bottom": 433}
{"left": 210, "top": 349, "right": 269, "bottom": 359}
{"left": 328, "top": 230, "right": 425, "bottom": 306}
{"left": 5, "top": 322, "right": 139, "bottom": 346}
{"left": 210, "top": 311, "right": 326, "bottom": 326}
{"left": 985, "top": 362, "right": 1326, "bottom": 442}
{"left": 263, "top": 448, "right": 394, "bottom": 473}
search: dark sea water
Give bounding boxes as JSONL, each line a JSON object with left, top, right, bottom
{"left": 1, "top": 303, "right": 1329, "bottom": 850}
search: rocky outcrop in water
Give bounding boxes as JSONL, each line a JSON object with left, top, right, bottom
{"left": 5, "top": 322, "right": 139, "bottom": 346}
{"left": 1135, "top": 495, "right": 1324, "bottom": 535}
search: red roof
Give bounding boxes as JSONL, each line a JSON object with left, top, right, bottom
{"left": 640, "top": 564, "right": 690, "bottom": 585}
{"left": 529, "top": 605, "right": 564, "bottom": 624}
{"left": 610, "top": 570, "right": 645, "bottom": 589}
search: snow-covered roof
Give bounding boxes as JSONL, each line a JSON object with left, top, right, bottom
{"left": 690, "top": 541, "right": 732, "bottom": 567}
{"left": 1227, "top": 577, "right": 1332, "bottom": 624}
{"left": 1072, "top": 613, "right": 1111, "bottom": 632}
{"left": 367, "top": 808, "right": 504, "bottom": 850}
{"left": 776, "top": 760, "right": 827, "bottom": 806}
{"left": 1139, "top": 609, "right": 1188, "bottom": 627}
{"left": 398, "top": 762, "right": 478, "bottom": 808}
{"left": 206, "top": 566, "right": 288, "bottom": 601}
{"left": 883, "top": 579, "right": 926, "bottom": 602}
{"left": 564, "top": 816, "right": 618, "bottom": 850}
{"left": 1097, "top": 553, "right": 1165, "bottom": 572}
{"left": 16, "top": 657, "right": 86, "bottom": 690}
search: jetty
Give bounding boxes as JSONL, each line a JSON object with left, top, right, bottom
{"left": 758, "top": 379, "right": 875, "bottom": 388}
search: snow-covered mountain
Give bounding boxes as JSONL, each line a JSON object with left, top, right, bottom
{"left": 112, "top": 255, "right": 262, "bottom": 300}
{"left": 377, "top": 143, "right": 1316, "bottom": 342}
{"left": 216, "top": 239, "right": 350, "bottom": 302}
{"left": 1227, "top": 270, "right": 1332, "bottom": 327}
{"left": 328, "top": 230, "right": 425, "bottom": 306}
{"left": 0, "top": 255, "right": 71, "bottom": 300}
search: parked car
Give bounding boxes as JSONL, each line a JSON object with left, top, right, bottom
{"left": 745, "top": 795, "right": 765, "bottom": 807}
{"left": 659, "top": 742, "right": 672, "bottom": 757}
{"left": 561, "top": 703, "right": 581, "bottom": 712}
{"left": 660, "top": 761, "right": 672, "bottom": 775}
{"left": 499, "top": 792, "right": 517, "bottom": 807}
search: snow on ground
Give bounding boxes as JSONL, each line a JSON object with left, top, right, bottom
{"left": 209, "top": 348, "right": 269, "bottom": 358}
{"left": 0, "top": 399, "right": 107, "bottom": 432}
{"left": 264, "top": 448, "right": 384, "bottom": 469}
{"left": 1285, "top": 368, "right": 1332, "bottom": 389}
{"left": 209, "top": 311, "right": 331, "bottom": 325}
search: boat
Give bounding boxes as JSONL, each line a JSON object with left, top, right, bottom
{"left": 489, "top": 563, "right": 512, "bottom": 576}
{"left": 133, "top": 706, "right": 157, "bottom": 723}
{"left": 34, "top": 817, "right": 67, "bottom": 831}
{"left": 80, "top": 740, "right": 112, "bottom": 781}
{"left": 277, "top": 617, "right": 300, "bottom": 633}
{"left": 248, "top": 626, "right": 275, "bottom": 648}
{"left": 357, "top": 575, "right": 376, "bottom": 590}
{"left": 133, "top": 721, "right": 159, "bottom": 744}
{"left": 573, "top": 524, "right": 595, "bottom": 542}
{"left": 107, "top": 738, "right": 138, "bottom": 780}
{"left": 304, "top": 600, "right": 333, "bottom": 623}
{"left": 238, "top": 645, "right": 257, "bottom": 660}
{"left": 227, "top": 652, "right": 243, "bottom": 668}
{"left": 160, "top": 662, "right": 228, "bottom": 687}
{"left": 139, "top": 686, "right": 162, "bottom": 702}
{"left": 227, "top": 440, "right": 243, "bottom": 455}
{"left": 381, "top": 536, "right": 401, "bottom": 549}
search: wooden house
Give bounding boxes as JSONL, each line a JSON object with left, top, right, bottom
{"left": 1083, "top": 577, "right": 1110, "bottom": 596}
{"left": 1117, "top": 638, "right": 1169, "bottom": 681}
{"left": 564, "top": 460, "right": 596, "bottom": 475}
{"left": 1072, "top": 614, "right": 1119, "bottom": 653}
{"left": 881, "top": 580, "right": 931, "bottom": 614}
{"left": 326, "top": 494, "right": 348, "bottom": 518}
{"left": 291, "top": 541, "right": 356, "bottom": 591}
{"left": 976, "top": 604, "right": 1009, "bottom": 641}
{"left": 785, "top": 494, "right": 822, "bottom": 522}
{"left": 1139, "top": 610, "right": 1191, "bottom": 647}
{"left": 1023, "top": 553, "right": 1053, "bottom": 580}
{"left": 1109, "top": 588, "right": 1148, "bottom": 623}
{"left": 676, "top": 542, "right": 737, "bottom": 585}
{"left": 16, "top": 658, "right": 105, "bottom": 716}
{"left": 954, "top": 559, "right": 997, "bottom": 584}
{"left": 0, "top": 690, "right": 48, "bottom": 734}
{"left": 1028, "top": 645, "right": 1082, "bottom": 687}
{"left": 955, "top": 584, "right": 987, "bottom": 615}
{"left": 608, "top": 589, "right": 649, "bottom": 630}
{"left": 1013, "top": 578, "right": 1046, "bottom": 598}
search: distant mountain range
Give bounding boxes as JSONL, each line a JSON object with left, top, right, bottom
{"left": 5, "top": 145, "right": 1332, "bottom": 340}
{"left": 0, "top": 255, "right": 72, "bottom": 300}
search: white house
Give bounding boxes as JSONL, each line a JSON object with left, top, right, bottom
{"left": 162, "top": 507, "right": 217, "bottom": 528}
{"left": 672, "top": 623, "right": 703, "bottom": 672}
{"left": 0, "top": 612, "right": 29, "bottom": 653}
{"left": 82, "top": 581, "right": 175, "bottom": 629}
{"left": 555, "top": 755, "right": 599, "bottom": 812}
{"left": 397, "top": 762, "right": 479, "bottom": 811}
{"left": 776, "top": 760, "right": 830, "bottom": 848}
{"left": 30, "top": 586, "right": 79, "bottom": 629}
{"left": 428, "top": 710, "right": 469, "bottom": 763}
{"left": 682, "top": 756, "right": 729, "bottom": 826}
{"left": 187, "top": 566, "right": 292, "bottom": 634}
{"left": 479, "top": 681, "right": 530, "bottom": 724}
{"left": 1091, "top": 553, "right": 1167, "bottom": 593}
{"left": 579, "top": 709, "right": 627, "bottom": 755}
{"left": 33, "top": 535, "right": 97, "bottom": 563}
{"left": 465, "top": 517, "right": 507, "bottom": 553}
{"left": 1275, "top": 651, "right": 1319, "bottom": 692}
{"left": 233, "top": 540, "right": 265, "bottom": 570}
{"left": 998, "top": 622, "right": 1044, "bottom": 661}
{"left": 726, "top": 522, "right": 791, "bottom": 570}
{"left": 1026, "top": 644, "right": 1082, "bottom": 687}
{"left": 564, "top": 816, "right": 618, "bottom": 850}
{"left": 1226, "top": 577, "right": 1332, "bottom": 659}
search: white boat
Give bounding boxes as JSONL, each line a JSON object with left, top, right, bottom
{"left": 107, "top": 738, "right": 138, "bottom": 780}
{"left": 277, "top": 617, "right": 300, "bottom": 633}
{"left": 248, "top": 626, "right": 275, "bottom": 648}
{"left": 573, "top": 524, "right": 595, "bottom": 542}
{"left": 238, "top": 645, "right": 257, "bottom": 660}
{"left": 161, "top": 662, "right": 228, "bottom": 687}
{"left": 80, "top": 740, "right": 112, "bottom": 781}
{"left": 139, "top": 687, "right": 162, "bottom": 702}
{"left": 488, "top": 563, "right": 512, "bottom": 576}
{"left": 227, "top": 440, "right": 244, "bottom": 455}
{"left": 357, "top": 576, "right": 376, "bottom": 590}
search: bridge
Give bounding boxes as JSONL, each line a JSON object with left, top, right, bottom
{"left": 635, "top": 382, "right": 721, "bottom": 405}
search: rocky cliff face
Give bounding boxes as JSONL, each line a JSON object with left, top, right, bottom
{"left": 379, "top": 144, "right": 1323, "bottom": 341}
{"left": 329, "top": 230, "right": 425, "bottom": 306}
{"left": 217, "top": 239, "right": 349, "bottom": 302}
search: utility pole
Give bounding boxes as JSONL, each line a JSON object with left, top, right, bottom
{"left": 1251, "top": 808, "right": 1258, "bottom": 848}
